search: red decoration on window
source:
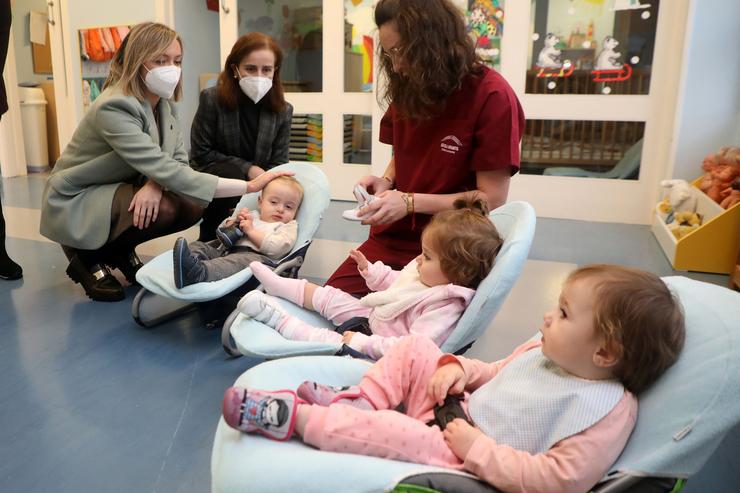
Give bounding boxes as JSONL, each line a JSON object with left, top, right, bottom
{"left": 206, "top": 0, "right": 218, "bottom": 12}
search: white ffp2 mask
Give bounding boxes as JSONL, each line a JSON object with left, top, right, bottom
{"left": 239, "top": 76, "right": 272, "bottom": 103}
{"left": 143, "top": 65, "right": 181, "bottom": 99}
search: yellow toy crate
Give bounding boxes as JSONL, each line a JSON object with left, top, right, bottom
{"left": 652, "top": 178, "right": 740, "bottom": 274}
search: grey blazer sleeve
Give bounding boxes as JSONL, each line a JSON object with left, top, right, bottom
{"left": 269, "top": 102, "right": 293, "bottom": 166}
{"left": 190, "top": 88, "right": 250, "bottom": 172}
{"left": 95, "top": 97, "right": 218, "bottom": 203}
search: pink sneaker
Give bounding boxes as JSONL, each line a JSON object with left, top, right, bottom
{"left": 222, "top": 387, "right": 299, "bottom": 441}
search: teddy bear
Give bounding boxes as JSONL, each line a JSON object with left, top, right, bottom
{"left": 699, "top": 146, "right": 740, "bottom": 203}
{"left": 668, "top": 211, "right": 702, "bottom": 240}
{"left": 595, "top": 36, "right": 623, "bottom": 70}
{"left": 657, "top": 179, "right": 697, "bottom": 223}
{"left": 537, "top": 33, "right": 562, "bottom": 68}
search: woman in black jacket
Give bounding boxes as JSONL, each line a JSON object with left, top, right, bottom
{"left": 190, "top": 32, "right": 293, "bottom": 241}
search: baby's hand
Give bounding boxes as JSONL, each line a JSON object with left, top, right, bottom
{"left": 349, "top": 249, "right": 369, "bottom": 276}
{"left": 236, "top": 208, "right": 250, "bottom": 222}
{"left": 341, "top": 331, "right": 356, "bottom": 344}
{"left": 427, "top": 362, "right": 466, "bottom": 406}
{"left": 443, "top": 419, "right": 483, "bottom": 460}
{"left": 239, "top": 215, "right": 253, "bottom": 233}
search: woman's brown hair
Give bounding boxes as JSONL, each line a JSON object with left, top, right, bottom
{"left": 104, "top": 22, "right": 183, "bottom": 101}
{"left": 567, "top": 265, "right": 686, "bottom": 395}
{"left": 374, "top": 0, "right": 483, "bottom": 120}
{"left": 422, "top": 197, "right": 502, "bottom": 289}
{"left": 216, "top": 32, "right": 286, "bottom": 113}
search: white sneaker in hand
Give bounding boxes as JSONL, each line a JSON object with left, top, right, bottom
{"left": 342, "top": 185, "right": 375, "bottom": 221}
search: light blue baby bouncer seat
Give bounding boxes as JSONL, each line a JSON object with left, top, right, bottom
{"left": 211, "top": 276, "right": 740, "bottom": 493}
{"left": 131, "top": 163, "right": 330, "bottom": 328}
{"left": 219, "top": 201, "right": 537, "bottom": 359}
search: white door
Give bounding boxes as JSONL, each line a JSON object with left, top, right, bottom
{"left": 218, "top": 0, "right": 389, "bottom": 201}
{"left": 501, "top": 0, "right": 689, "bottom": 224}
{"left": 46, "top": 0, "right": 171, "bottom": 151}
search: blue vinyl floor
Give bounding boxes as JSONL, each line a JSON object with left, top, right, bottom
{"left": 1, "top": 174, "right": 738, "bottom": 492}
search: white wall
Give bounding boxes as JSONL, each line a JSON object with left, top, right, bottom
{"left": 64, "top": 0, "right": 158, "bottom": 124}
{"left": 671, "top": 0, "right": 740, "bottom": 180}
{"left": 11, "top": 0, "right": 49, "bottom": 84}
{"left": 173, "top": 0, "right": 220, "bottom": 153}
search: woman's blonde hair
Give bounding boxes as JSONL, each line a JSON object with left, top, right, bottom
{"left": 104, "top": 22, "right": 183, "bottom": 101}
{"left": 422, "top": 197, "right": 503, "bottom": 289}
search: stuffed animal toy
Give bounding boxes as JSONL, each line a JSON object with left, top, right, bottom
{"left": 719, "top": 177, "right": 740, "bottom": 209}
{"left": 699, "top": 147, "right": 740, "bottom": 203}
{"left": 658, "top": 179, "right": 697, "bottom": 223}
{"left": 668, "top": 211, "right": 702, "bottom": 240}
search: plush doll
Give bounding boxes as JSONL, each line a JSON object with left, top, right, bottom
{"left": 699, "top": 147, "right": 740, "bottom": 203}
{"left": 658, "top": 179, "right": 697, "bottom": 223}
{"left": 719, "top": 178, "right": 740, "bottom": 209}
{"left": 668, "top": 211, "right": 702, "bottom": 240}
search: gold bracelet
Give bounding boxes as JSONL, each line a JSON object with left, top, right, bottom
{"left": 401, "top": 192, "right": 414, "bottom": 215}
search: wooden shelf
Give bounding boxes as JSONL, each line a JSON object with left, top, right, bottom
{"left": 651, "top": 178, "right": 740, "bottom": 274}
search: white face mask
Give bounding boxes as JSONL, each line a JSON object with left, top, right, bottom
{"left": 143, "top": 65, "right": 181, "bottom": 99}
{"left": 239, "top": 76, "right": 272, "bottom": 103}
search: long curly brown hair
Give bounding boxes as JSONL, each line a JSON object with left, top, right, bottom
{"left": 375, "top": 0, "right": 483, "bottom": 120}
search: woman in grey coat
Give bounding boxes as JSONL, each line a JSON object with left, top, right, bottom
{"left": 190, "top": 32, "right": 292, "bottom": 241}
{"left": 40, "top": 22, "right": 288, "bottom": 302}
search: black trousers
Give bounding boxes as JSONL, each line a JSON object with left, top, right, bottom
{"left": 197, "top": 161, "right": 244, "bottom": 242}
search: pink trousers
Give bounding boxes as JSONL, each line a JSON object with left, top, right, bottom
{"left": 300, "top": 335, "right": 464, "bottom": 468}
{"left": 279, "top": 285, "right": 372, "bottom": 344}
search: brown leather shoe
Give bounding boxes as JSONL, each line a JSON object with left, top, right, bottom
{"left": 66, "top": 255, "right": 125, "bottom": 302}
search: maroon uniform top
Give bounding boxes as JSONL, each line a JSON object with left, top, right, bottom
{"left": 327, "top": 67, "right": 524, "bottom": 295}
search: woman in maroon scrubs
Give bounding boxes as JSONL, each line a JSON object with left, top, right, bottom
{"left": 326, "top": 0, "right": 524, "bottom": 296}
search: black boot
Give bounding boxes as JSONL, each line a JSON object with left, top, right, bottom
{"left": 66, "top": 255, "right": 125, "bottom": 302}
{"left": 0, "top": 250, "right": 22, "bottom": 280}
{"left": 106, "top": 249, "right": 144, "bottom": 285}
{"left": 0, "top": 203, "right": 22, "bottom": 280}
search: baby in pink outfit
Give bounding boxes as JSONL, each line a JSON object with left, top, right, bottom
{"left": 222, "top": 264, "right": 686, "bottom": 493}
{"left": 238, "top": 198, "right": 502, "bottom": 359}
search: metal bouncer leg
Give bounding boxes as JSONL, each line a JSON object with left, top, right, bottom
{"left": 131, "top": 287, "right": 199, "bottom": 328}
{"left": 221, "top": 306, "right": 243, "bottom": 357}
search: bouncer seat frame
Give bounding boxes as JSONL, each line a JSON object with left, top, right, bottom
{"left": 131, "top": 162, "right": 330, "bottom": 328}
{"left": 220, "top": 201, "right": 537, "bottom": 359}
{"left": 211, "top": 276, "right": 740, "bottom": 493}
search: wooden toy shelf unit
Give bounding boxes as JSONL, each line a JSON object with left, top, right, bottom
{"left": 652, "top": 178, "right": 740, "bottom": 274}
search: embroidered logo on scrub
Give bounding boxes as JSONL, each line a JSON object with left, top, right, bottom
{"left": 440, "top": 135, "right": 463, "bottom": 155}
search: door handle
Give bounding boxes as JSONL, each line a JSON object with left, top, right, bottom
{"left": 47, "top": 0, "right": 55, "bottom": 25}
{"left": 221, "top": 0, "right": 230, "bottom": 14}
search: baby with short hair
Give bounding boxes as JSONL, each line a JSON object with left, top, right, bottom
{"left": 222, "top": 264, "right": 686, "bottom": 493}
{"left": 173, "top": 176, "right": 303, "bottom": 288}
